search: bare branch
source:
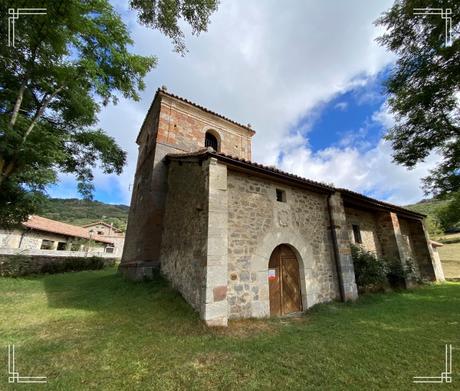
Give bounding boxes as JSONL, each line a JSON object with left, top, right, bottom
{"left": 20, "top": 85, "right": 65, "bottom": 146}
{"left": 9, "top": 82, "right": 28, "bottom": 129}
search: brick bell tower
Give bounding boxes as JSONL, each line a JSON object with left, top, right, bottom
{"left": 119, "top": 87, "right": 255, "bottom": 280}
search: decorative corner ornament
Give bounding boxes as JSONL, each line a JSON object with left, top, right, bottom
{"left": 413, "top": 8, "right": 453, "bottom": 47}
{"left": 8, "top": 8, "right": 47, "bottom": 47}
{"left": 413, "top": 344, "right": 453, "bottom": 384}
{"left": 7, "top": 344, "right": 47, "bottom": 384}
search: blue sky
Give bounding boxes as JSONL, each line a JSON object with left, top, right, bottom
{"left": 290, "top": 71, "right": 388, "bottom": 154}
{"left": 47, "top": 1, "right": 438, "bottom": 206}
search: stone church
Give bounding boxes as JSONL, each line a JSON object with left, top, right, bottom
{"left": 120, "top": 87, "right": 445, "bottom": 326}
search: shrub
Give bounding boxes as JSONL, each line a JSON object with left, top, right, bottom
{"left": 351, "top": 244, "right": 421, "bottom": 291}
{"left": 351, "top": 245, "right": 387, "bottom": 291}
{"left": 40, "top": 257, "right": 106, "bottom": 274}
{"left": 385, "top": 257, "right": 418, "bottom": 288}
{"left": 0, "top": 255, "right": 112, "bottom": 277}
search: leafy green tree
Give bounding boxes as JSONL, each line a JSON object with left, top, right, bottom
{"left": 130, "top": 0, "right": 219, "bottom": 54}
{"left": 376, "top": 0, "right": 459, "bottom": 198}
{"left": 436, "top": 191, "right": 460, "bottom": 232}
{"left": 0, "top": 0, "right": 154, "bottom": 226}
{"left": 0, "top": 0, "right": 218, "bottom": 227}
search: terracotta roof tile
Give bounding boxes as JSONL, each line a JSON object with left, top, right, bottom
{"left": 23, "top": 215, "right": 113, "bottom": 244}
{"left": 167, "top": 148, "right": 336, "bottom": 193}
{"left": 82, "top": 221, "right": 124, "bottom": 233}
{"left": 337, "top": 188, "right": 425, "bottom": 218}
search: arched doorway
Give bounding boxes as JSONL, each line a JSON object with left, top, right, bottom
{"left": 268, "top": 244, "right": 302, "bottom": 316}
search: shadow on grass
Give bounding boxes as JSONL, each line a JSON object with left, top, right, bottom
{"left": 40, "top": 267, "right": 208, "bottom": 337}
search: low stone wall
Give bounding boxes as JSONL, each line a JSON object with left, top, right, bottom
{"left": 0, "top": 254, "right": 116, "bottom": 277}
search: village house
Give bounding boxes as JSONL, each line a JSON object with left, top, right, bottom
{"left": 82, "top": 221, "right": 125, "bottom": 257}
{"left": 120, "top": 87, "right": 445, "bottom": 326}
{"left": 0, "top": 215, "right": 116, "bottom": 257}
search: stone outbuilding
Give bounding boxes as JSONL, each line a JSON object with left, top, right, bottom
{"left": 82, "top": 221, "right": 125, "bottom": 257}
{"left": 120, "top": 88, "right": 444, "bottom": 326}
{"left": 0, "top": 215, "right": 114, "bottom": 257}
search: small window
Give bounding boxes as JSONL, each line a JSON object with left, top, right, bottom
{"left": 71, "top": 243, "right": 81, "bottom": 251}
{"left": 40, "top": 239, "right": 54, "bottom": 250}
{"left": 352, "top": 224, "right": 362, "bottom": 244}
{"left": 97, "top": 231, "right": 104, "bottom": 235}
{"left": 105, "top": 246, "right": 114, "bottom": 254}
{"left": 57, "top": 242, "right": 67, "bottom": 251}
{"left": 205, "top": 131, "right": 219, "bottom": 151}
{"left": 276, "top": 189, "right": 286, "bottom": 202}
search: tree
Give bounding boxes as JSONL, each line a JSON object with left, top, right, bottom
{"left": 376, "top": 0, "right": 459, "bottom": 198}
{"left": 0, "top": 0, "right": 218, "bottom": 227}
{"left": 130, "top": 0, "right": 219, "bottom": 55}
{"left": 436, "top": 192, "right": 460, "bottom": 232}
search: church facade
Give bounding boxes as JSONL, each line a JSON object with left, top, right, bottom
{"left": 120, "top": 88, "right": 445, "bottom": 326}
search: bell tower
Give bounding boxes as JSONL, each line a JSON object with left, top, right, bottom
{"left": 119, "top": 87, "right": 255, "bottom": 280}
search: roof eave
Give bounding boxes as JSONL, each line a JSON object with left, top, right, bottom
{"left": 340, "top": 190, "right": 426, "bottom": 220}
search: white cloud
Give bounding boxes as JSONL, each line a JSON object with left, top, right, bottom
{"left": 334, "top": 102, "right": 348, "bottom": 111}
{"left": 278, "top": 137, "right": 438, "bottom": 205}
{"left": 372, "top": 101, "right": 395, "bottom": 130}
{"left": 53, "top": 0, "right": 437, "bottom": 206}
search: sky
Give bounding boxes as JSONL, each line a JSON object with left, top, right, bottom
{"left": 47, "top": 0, "right": 438, "bottom": 206}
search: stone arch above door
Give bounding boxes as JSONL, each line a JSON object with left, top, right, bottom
{"left": 250, "top": 228, "right": 319, "bottom": 317}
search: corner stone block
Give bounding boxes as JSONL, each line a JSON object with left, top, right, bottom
{"left": 213, "top": 285, "right": 227, "bottom": 301}
{"left": 202, "top": 157, "right": 229, "bottom": 326}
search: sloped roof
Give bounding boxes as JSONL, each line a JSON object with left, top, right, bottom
{"left": 430, "top": 240, "right": 444, "bottom": 248}
{"left": 167, "top": 148, "right": 335, "bottom": 194}
{"left": 165, "top": 148, "right": 425, "bottom": 220}
{"left": 338, "top": 188, "right": 426, "bottom": 219}
{"left": 82, "top": 221, "right": 123, "bottom": 233}
{"left": 23, "top": 215, "right": 113, "bottom": 244}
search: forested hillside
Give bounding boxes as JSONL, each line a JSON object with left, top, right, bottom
{"left": 405, "top": 198, "right": 459, "bottom": 235}
{"left": 40, "top": 198, "right": 129, "bottom": 231}
{"left": 405, "top": 198, "right": 450, "bottom": 216}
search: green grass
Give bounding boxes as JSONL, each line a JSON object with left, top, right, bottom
{"left": 1, "top": 268, "right": 460, "bottom": 390}
{"left": 433, "top": 233, "right": 460, "bottom": 279}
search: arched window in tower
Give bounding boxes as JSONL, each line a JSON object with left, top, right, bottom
{"left": 205, "top": 131, "right": 219, "bottom": 151}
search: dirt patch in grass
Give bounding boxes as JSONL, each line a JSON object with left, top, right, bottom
{"left": 191, "top": 352, "right": 233, "bottom": 369}
{"left": 212, "top": 318, "right": 280, "bottom": 338}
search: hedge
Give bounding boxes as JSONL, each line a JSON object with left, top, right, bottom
{"left": 0, "top": 255, "right": 116, "bottom": 277}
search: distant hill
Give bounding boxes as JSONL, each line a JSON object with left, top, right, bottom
{"left": 40, "top": 198, "right": 129, "bottom": 231}
{"left": 405, "top": 198, "right": 451, "bottom": 216}
{"left": 405, "top": 197, "right": 460, "bottom": 235}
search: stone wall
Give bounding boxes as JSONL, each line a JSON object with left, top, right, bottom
{"left": 376, "top": 212, "right": 437, "bottom": 282}
{"left": 121, "top": 96, "right": 162, "bottom": 268}
{"left": 160, "top": 160, "right": 208, "bottom": 312}
{"left": 0, "top": 229, "right": 106, "bottom": 253}
{"left": 344, "top": 207, "right": 382, "bottom": 257}
{"left": 156, "top": 95, "right": 253, "bottom": 160}
{"left": 121, "top": 91, "right": 254, "bottom": 276}
{"left": 226, "top": 170, "right": 340, "bottom": 319}
{"left": 405, "top": 219, "right": 437, "bottom": 281}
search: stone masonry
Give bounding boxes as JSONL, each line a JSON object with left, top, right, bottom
{"left": 120, "top": 89, "right": 444, "bottom": 326}
{"left": 121, "top": 88, "right": 254, "bottom": 280}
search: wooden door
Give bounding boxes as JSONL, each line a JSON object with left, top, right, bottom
{"left": 268, "top": 245, "right": 302, "bottom": 316}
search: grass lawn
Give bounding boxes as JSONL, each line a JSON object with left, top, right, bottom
{"left": 1, "top": 268, "right": 460, "bottom": 390}
{"left": 435, "top": 233, "right": 460, "bottom": 279}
